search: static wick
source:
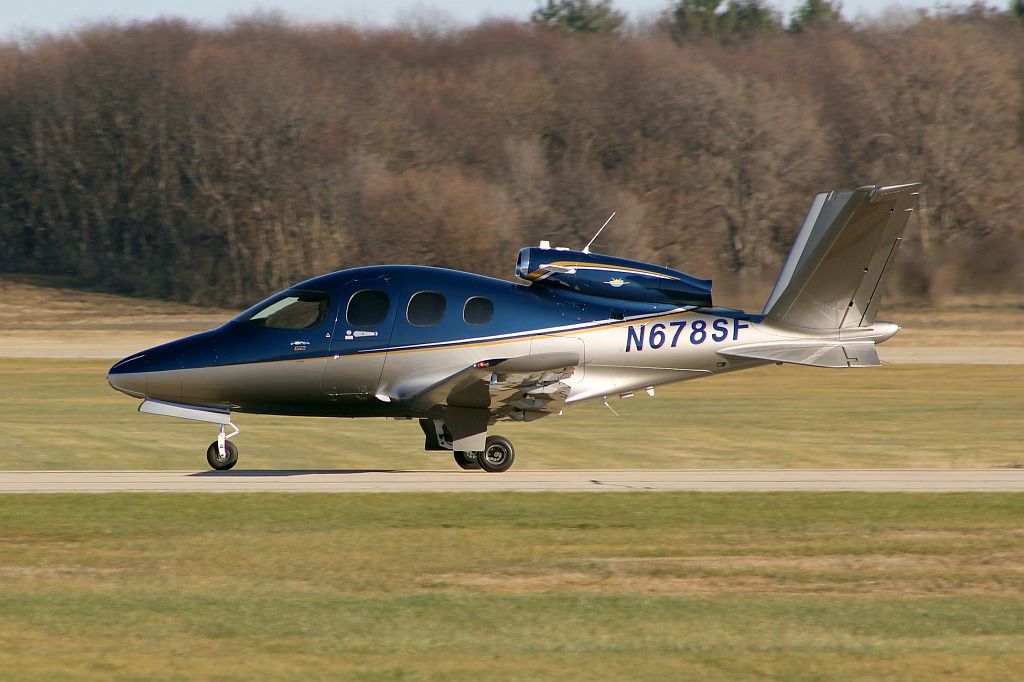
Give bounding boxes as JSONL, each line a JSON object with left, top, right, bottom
{"left": 602, "top": 396, "right": 619, "bottom": 416}
{"left": 582, "top": 212, "right": 616, "bottom": 255}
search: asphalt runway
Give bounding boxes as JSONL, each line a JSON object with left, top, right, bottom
{"left": 1, "top": 469, "right": 1023, "bottom": 493}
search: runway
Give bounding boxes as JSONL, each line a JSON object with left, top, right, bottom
{"left": 1, "top": 469, "right": 1023, "bottom": 493}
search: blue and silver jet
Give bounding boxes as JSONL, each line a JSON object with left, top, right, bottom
{"left": 109, "top": 183, "right": 919, "bottom": 472}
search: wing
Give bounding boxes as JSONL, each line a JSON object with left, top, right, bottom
{"left": 399, "top": 351, "right": 580, "bottom": 423}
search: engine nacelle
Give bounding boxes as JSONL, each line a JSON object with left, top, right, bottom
{"left": 516, "top": 247, "right": 712, "bottom": 307}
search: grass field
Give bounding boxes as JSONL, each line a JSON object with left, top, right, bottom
{"left": 1, "top": 359, "right": 1021, "bottom": 470}
{"left": 0, "top": 493, "right": 1022, "bottom": 680}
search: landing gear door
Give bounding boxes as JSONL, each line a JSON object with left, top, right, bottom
{"left": 322, "top": 277, "right": 397, "bottom": 397}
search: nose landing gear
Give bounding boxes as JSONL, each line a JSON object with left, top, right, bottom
{"left": 206, "top": 423, "right": 240, "bottom": 471}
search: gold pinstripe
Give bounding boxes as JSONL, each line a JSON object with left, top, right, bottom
{"left": 526, "top": 261, "right": 680, "bottom": 281}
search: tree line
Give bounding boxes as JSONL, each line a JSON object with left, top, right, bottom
{"left": 1, "top": 3, "right": 1022, "bottom": 307}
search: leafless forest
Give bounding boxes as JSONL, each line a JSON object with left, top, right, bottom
{"left": 1, "top": 8, "right": 1022, "bottom": 306}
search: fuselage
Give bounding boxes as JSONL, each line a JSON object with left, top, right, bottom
{"left": 105, "top": 182, "right": 916, "bottom": 473}
{"left": 107, "top": 264, "right": 897, "bottom": 420}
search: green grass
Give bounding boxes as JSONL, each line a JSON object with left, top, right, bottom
{"left": 0, "top": 359, "right": 1021, "bottom": 470}
{"left": 0, "top": 493, "right": 1022, "bottom": 679}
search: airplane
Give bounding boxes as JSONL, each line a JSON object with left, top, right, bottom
{"left": 108, "top": 183, "right": 920, "bottom": 472}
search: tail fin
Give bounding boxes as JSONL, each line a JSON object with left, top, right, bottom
{"left": 763, "top": 183, "right": 920, "bottom": 331}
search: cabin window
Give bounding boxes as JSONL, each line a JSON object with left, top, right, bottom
{"left": 407, "top": 291, "right": 446, "bottom": 327}
{"left": 246, "top": 291, "right": 330, "bottom": 330}
{"left": 347, "top": 290, "right": 390, "bottom": 327}
{"left": 463, "top": 297, "right": 494, "bottom": 325}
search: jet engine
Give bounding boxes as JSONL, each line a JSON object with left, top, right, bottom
{"left": 516, "top": 246, "right": 712, "bottom": 307}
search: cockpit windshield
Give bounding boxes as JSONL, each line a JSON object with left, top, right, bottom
{"left": 242, "top": 291, "right": 331, "bottom": 330}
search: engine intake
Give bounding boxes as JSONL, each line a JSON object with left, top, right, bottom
{"left": 516, "top": 247, "right": 712, "bottom": 307}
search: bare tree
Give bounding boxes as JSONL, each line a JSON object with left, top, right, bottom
{"left": 0, "top": 10, "right": 1021, "bottom": 305}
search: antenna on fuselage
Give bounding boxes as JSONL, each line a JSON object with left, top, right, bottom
{"left": 582, "top": 212, "right": 616, "bottom": 254}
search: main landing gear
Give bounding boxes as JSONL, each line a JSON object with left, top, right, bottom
{"left": 206, "top": 423, "right": 240, "bottom": 471}
{"left": 454, "top": 435, "right": 515, "bottom": 473}
{"left": 421, "top": 419, "right": 517, "bottom": 473}
{"left": 453, "top": 451, "right": 480, "bottom": 470}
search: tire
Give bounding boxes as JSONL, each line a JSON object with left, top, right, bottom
{"left": 453, "top": 451, "right": 481, "bottom": 470}
{"left": 206, "top": 440, "right": 238, "bottom": 471}
{"left": 477, "top": 436, "right": 515, "bottom": 473}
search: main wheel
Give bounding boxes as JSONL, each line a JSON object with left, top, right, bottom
{"left": 206, "top": 440, "right": 238, "bottom": 471}
{"left": 477, "top": 436, "right": 515, "bottom": 473}
{"left": 453, "top": 451, "right": 481, "bottom": 470}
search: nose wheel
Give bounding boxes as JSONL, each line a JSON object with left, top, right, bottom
{"left": 206, "top": 422, "right": 240, "bottom": 470}
{"left": 206, "top": 440, "right": 238, "bottom": 470}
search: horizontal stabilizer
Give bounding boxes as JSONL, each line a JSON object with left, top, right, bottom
{"left": 720, "top": 342, "right": 880, "bottom": 368}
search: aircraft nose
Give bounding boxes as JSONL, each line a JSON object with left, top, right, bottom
{"left": 107, "top": 354, "right": 150, "bottom": 398}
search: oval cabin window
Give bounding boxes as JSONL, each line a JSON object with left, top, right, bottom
{"left": 463, "top": 297, "right": 494, "bottom": 325}
{"left": 407, "top": 291, "right": 447, "bottom": 327}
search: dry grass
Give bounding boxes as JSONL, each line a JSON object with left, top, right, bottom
{"left": 883, "top": 299, "right": 1024, "bottom": 348}
{"left": 432, "top": 550, "right": 1024, "bottom": 597}
{"left": 0, "top": 275, "right": 232, "bottom": 330}
{"left": 0, "top": 276, "right": 232, "bottom": 358}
